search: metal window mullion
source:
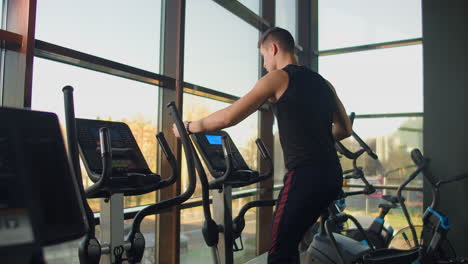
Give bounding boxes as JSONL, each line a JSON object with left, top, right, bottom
{"left": 212, "top": 0, "right": 271, "bottom": 31}
{"left": 157, "top": 1, "right": 185, "bottom": 264}
{"left": 354, "top": 112, "right": 423, "bottom": 119}
{"left": 2, "top": 0, "right": 37, "bottom": 108}
{"left": 297, "top": 0, "right": 318, "bottom": 71}
{"left": 255, "top": 0, "right": 276, "bottom": 256}
{"left": 34, "top": 40, "right": 173, "bottom": 88}
{"left": 319, "top": 38, "right": 423, "bottom": 57}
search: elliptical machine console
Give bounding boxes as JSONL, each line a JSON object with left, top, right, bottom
{"left": 191, "top": 130, "right": 274, "bottom": 264}
{"left": 192, "top": 131, "right": 259, "bottom": 188}
{"left": 76, "top": 119, "right": 161, "bottom": 197}
{"left": 63, "top": 86, "right": 196, "bottom": 264}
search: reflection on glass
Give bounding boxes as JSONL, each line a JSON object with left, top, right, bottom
{"left": 319, "top": 0, "right": 422, "bottom": 50}
{"left": 319, "top": 45, "right": 423, "bottom": 114}
{"left": 43, "top": 218, "right": 157, "bottom": 263}
{"left": 185, "top": 0, "right": 259, "bottom": 97}
{"left": 237, "top": 0, "right": 260, "bottom": 15}
{"left": 180, "top": 199, "right": 258, "bottom": 263}
{"left": 35, "top": 0, "right": 162, "bottom": 72}
{"left": 340, "top": 116, "right": 423, "bottom": 188}
{"left": 31, "top": 58, "right": 160, "bottom": 210}
{"left": 276, "top": 0, "right": 297, "bottom": 41}
{"left": 182, "top": 93, "right": 259, "bottom": 198}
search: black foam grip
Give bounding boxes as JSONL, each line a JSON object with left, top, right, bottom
{"left": 99, "top": 128, "right": 111, "bottom": 155}
{"left": 255, "top": 139, "right": 271, "bottom": 160}
{"left": 156, "top": 132, "right": 175, "bottom": 161}
{"left": 352, "top": 131, "right": 378, "bottom": 160}
{"left": 410, "top": 148, "right": 425, "bottom": 167}
{"left": 349, "top": 112, "right": 356, "bottom": 125}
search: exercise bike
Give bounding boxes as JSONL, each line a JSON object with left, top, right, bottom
{"left": 306, "top": 148, "right": 468, "bottom": 263}
{"left": 300, "top": 127, "right": 402, "bottom": 253}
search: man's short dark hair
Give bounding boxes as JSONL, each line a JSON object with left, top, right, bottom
{"left": 258, "top": 27, "right": 295, "bottom": 53}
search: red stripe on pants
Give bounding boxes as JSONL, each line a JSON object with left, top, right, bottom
{"left": 270, "top": 169, "right": 295, "bottom": 254}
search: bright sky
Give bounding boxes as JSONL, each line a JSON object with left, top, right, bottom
{"left": 30, "top": 0, "right": 422, "bottom": 141}
{"left": 0, "top": 1, "right": 4, "bottom": 28}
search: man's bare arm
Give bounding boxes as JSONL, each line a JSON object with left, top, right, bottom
{"left": 326, "top": 80, "right": 352, "bottom": 141}
{"left": 175, "top": 70, "right": 287, "bottom": 136}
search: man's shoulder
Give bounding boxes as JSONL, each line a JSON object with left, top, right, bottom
{"left": 259, "top": 69, "right": 289, "bottom": 85}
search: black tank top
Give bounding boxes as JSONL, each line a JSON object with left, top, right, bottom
{"left": 271, "top": 64, "right": 340, "bottom": 170}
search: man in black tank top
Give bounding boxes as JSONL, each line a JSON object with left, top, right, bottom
{"left": 173, "top": 27, "right": 352, "bottom": 263}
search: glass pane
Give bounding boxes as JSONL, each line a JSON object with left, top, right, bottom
{"left": 35, "top": 0, "right": 162, "bottom": 72}
{"left": 340, "top": 116, "right": 423, "bottom": 189}
{"left": 180, "top": 198, "right": 258, "bottom": 264}
{"left": 237, "top": 0, "right": 260, "bottom": 15}
{"left": 0, "top": 0, "right": 4, "bottom": 29}
{"left": 319, "top": 45, "right": 423, "bottom": 114}
{"left": 343, "top": 187, "right": 423, "bottom": 233}
{"left": 43, "top": 218, "right": 156, "bottom": 263}
{"left": 275, "top": 116, "right": 423, "bottom": 189}
{"left": 31, "top": 58, "right": 160, "bottom": 210}
{"left": 319, "top": 0, "right": 422, "bottom": 50}
{"left": 276, "top": 0, "right": 297, "bottom": 41}
{"left": 182, "top": 93, "right": 259, "bottom": 198}
{"left": 185, "top": 0, "right": 259, "bottom": 97}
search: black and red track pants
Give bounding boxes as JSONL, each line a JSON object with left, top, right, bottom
{"left": 268, "top": 165, "right": 342, "bottom": 264}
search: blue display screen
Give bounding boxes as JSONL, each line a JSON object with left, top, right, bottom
{"left": 205, "top": 135, "right": 222, "bottom": 145}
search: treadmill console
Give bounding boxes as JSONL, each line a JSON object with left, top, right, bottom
{"left": 76, "top": 119, "right": 151, "bottom": 176}
{"left": 192, "top": 131, "right": 250, "bottom": 178}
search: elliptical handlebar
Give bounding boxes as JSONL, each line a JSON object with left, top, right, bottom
{"left": 336, "top": 142, "right": 366, "bottom": 161}
{"left": 84, "top": 128, "right": 113, "bottom": 197}
{"left": 208, "top": 136, "right": 234, "bottom": 187}
{"left": 336, "top": 139, "right": 375, "bottom": 196}
{"left": 129, "top": 102, "right": 196, "bottom": 231}
{"left": 352, "top": 131, "right": 378, "bottom": 160}
{"left": 397, "top": 148, "right": 427, "bottom": 248}
{"left": 156, "top": 132, "right": 178, "bottom": 188}
{"left": 437, "top": 173, "right": 468, "bottom": 186}
{"left": 208, "top": 138, "right": 274, "bottom": 188}
{"left": 346, "top": 112, "right": 378, "bottom": 160}
{"left": 255, "top": 138, "right": 274, "bottom": 180}
{"left": 125, "top": 102, "right": 197, "bottom": 263}
{"left": 63, "top": 85, "right": 101, "bottom": 264}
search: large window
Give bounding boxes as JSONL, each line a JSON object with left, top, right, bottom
{"left": 35, "top": 0, "right": 162, "bottom": 72}
{"left": 276, "top": 0, "right": 297, "bottom": 41}
{"left": 340, "top": 116, "right": 423, "bottom": 186}
{"left": 184, "top": 0, "right": 259, "bottom": 97}
{"left": 319, "top": 0, "right": 422, "bottom": 50}
{"left": 0, "top": 0, "right": 4, "bottom": 29}
{"left": 31, "top": 58, "right": 160, "bottom": 211}
{"left": 319, "top": 45, "right": 423, "bottom": 114}
{"left": 311, "top": 0, "right": 424, "bottom": 235}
